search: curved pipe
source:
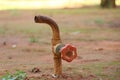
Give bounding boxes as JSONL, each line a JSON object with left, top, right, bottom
{"left": 34, "top": 15, "right": 62, "bottom": 77}
{"left": 34, "top": 15, "right": 61, "bottom": 42}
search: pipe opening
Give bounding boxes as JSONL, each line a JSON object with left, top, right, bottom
{"left": 34, "top": 15, "right": 43, "bottom": 23}
{"left": 34, "top": 16, "right": 38, "bottom": 22}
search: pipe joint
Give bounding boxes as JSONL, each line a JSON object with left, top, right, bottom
{"left": 54, "top": 43, "right": 65, "bottom": 54}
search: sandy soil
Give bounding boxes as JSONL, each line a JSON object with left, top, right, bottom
{"left": 0, "top": 9, "right": 120, "bottom": 80}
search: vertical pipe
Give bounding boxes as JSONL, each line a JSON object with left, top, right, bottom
{"left": 34, "top": 15, "right": 62, "bottom": 76}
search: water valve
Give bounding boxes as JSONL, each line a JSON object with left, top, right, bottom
{"left": 34, "top": 15, "right": 77, "bottom": 77}
{"left": 54, "top": 44, "right": 77, "bottom": 62}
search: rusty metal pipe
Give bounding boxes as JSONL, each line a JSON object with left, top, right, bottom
{"left": 34, "top": 16, "right": 61, "bottom": 41}
{"left": 34, "top": 15, "right": 62, "bottom": 77}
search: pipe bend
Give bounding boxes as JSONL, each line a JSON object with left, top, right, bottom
{"left": 34, "top": 15, "right": 61, "bottom": 41}
{"left": 34, "top": 15, "right": 62, "bottom": 76}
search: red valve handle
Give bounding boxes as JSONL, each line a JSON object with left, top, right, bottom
{"left": 60, "top": 44, "right": 77, "bottom": 62}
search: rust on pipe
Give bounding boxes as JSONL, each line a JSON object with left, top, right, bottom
{"left": 34, "top": 15, "right": 62, "bottom": 77}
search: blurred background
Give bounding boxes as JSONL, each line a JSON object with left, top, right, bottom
{"left": 0, "top": 0, "right": 120, "bottom": 10}
{"left": 0, "top": 0, "right": 120, "bottom": 80}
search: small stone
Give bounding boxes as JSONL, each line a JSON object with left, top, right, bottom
{"left": 98, "top": 48, "right": 104, "bottom": 51}
{"left": 3, "top": 41, "right": 6, "bottom": 46}
{"left": 8, "top": 56, "right": 12, "bottom": 59}
{"left": 95, "top": 48, "right": 104, "bottom": 51}
{"left": 52, "top": 74, "right": 59, "bottom": 78}
{"left": 12, "top": 44, "right": 17, "bottom": 48}
{"left": 31, "top": 67, "right": 41, "bottom": 73}
{"left": 24, "top": 77, "right": 29, "bottom": 80}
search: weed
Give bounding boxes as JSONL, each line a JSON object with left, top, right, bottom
{"left": 29, "top": 36, "right": 38, "bottom": 43}
{"left": 0, "top": 28, "right": 6, "bottom": 34}
{"left": 2, "top": 70, "right": 28, "bottom": 80}
{"left": 0, "top": 25, "right": 8, "bottom": 34}
{"left": 94, "top": 18, "right": 105, "bottom": 25}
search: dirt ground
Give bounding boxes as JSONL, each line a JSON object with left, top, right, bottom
{"left": 0, "top": 9, "right": 120, "bottom": 80}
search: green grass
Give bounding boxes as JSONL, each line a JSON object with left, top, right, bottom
{"left": 1, "top": 70, "right": 28, "bottom": 80}
{"left": 94, "top": 18, "right": 105, "bottom": 25}
{"left": 66, "top": 61, "right": 120, "bottom": 80}
{"left": 34, "top": 8, "right": 120, "bottom": 15}
{"left": 1, "top": 7, "right": 120, "bottom": 16}
{"left": 0, "top": 14, "right": 120, "bottom": 41}
{"left": 0, "top": 8, "right": 120, "bottom": 42}
{"left": 0, "top": 27, "right": 6, "bottom": 34}
{"left": 29, "top": 36, "right": 39, "bottom": 43}
{"left": 1, "top": 61, "right": 120, "bottom": 80}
